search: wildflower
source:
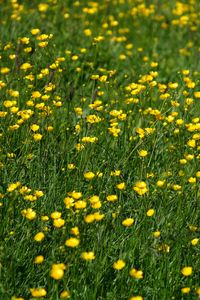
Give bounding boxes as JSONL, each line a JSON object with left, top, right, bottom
{"left": 156, "top": 180, "right": 165, "bottom": 187}
{"left": 106, "top": 195, "right": 118, "bottom": 202}
{"left": 181, "top": 287, "right": 190, "bottom": 294}
{"left": 181, "top": 266, "right": 192, "bottom": 276}
{"left": 69, "top": 191, "right": 82, "bottom": 199}
{"left": 30, "top": 288, "right": 47, "bottom": 298}
{"left": 81, "top": 252, "right": 95, "bottom": 260}
{"left": 34, "top": 232, "right": 45, "bottom": 242}
{"left": 84, "top": 29, "right": 92, "bottom": 36}
{"left": 130, "top": 296, "right": 143, "bottom": 300}
{"left": 116, "top": 182, "right": 126, "bottom": 190}
{"left": 33, "top": 133, "right": 43, "bottom": 141}
{"left": 51, "top": 211, "right": 62, "bottom": 219}
{"left": 21, "top": 208, "right": 36, "bottom": 220}
{"left": 60, "top": 290, "right": 71, "bottom": 298}
{"left": 53, "top": 218, "right": 65, "bottom": 228}
{"left": 84, "top": 171, "right": 95, "bottom": 180}
{"left": 50, "top": 263, "right": 66, "bottom": 280}
{"left": 146, "top": 209, "right": 155, "bottom": 217}
{"left": 153, "top": 231, "right": 161, "bottom": 237}
{"left": 84, "top": 214, "right": 95, "bottom": 223}
{"left": 65, "top": 238, "right": 80, "bottom": 248}
{"left": 138, "top": 150, "right": 148, "bottom": 157}
{"left": 20, "top": 63, "right": 32, "bottom": 70}
{"left": 129, "top": 268, "right": 143, "bottom": 279}
{"left": 67, "top": 163, "right": 75, "bottom": 170}
{"left": 34, "top": 256, "right": 44, "bottom": 264}
{"left": 70, "top": 227, "right": 79, "bottom": 236}
{"left": 7, "top": 182, "right": 21, "bottom": 192}
{"left": 113, "top": 259, "right": 126, "bottom": 270}
{"left": 31, "top": 28, "right": 40, "bottom": 35}
{"left": 191, "top": 238, "right": 199, "bottom": 246}
{"left": 122, "top": 218, "right": 134, "bottom": 227}
{"left": 194, "top": 91, "right": 200, "bottom": 98}
{"left": 158, "top": 243, "right": 170, "bottom": 252}
{"left": 133, "top": 181, "right": 148, "bottom": 196}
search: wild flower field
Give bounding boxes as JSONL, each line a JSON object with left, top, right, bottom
{"left": 0, "top": 1, "right": 200, "bottom": 299}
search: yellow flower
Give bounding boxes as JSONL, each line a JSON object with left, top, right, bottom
{"left": 33, "top": 133, "right": 43, "bottom": 141}
{"left": 65, "top": 237, "right": 80, "bottom": 248}
{"left": 113, "top": 259, "right": 126, "bottom": 270}
{"left": 84, "top": 29, "right": 92, "bottom": 36}
{"left": 133, "top": 181, "right": 148, "bottom": 196}
{"left": 53, "top": 218, "right": 65, "bottom": 228}
{"left": 122, "top": 218, "right": 134, "bottom": 227}
{"left": 110, "top": 170, "right": 121, "bottom": 176}
{"left": 156, "top": 180, "right": 165, "bottom": 187}
{"left": 1, "top": 67, "right": 10, "bottom": 74}
{"left": 34, "top": 232, "right": 45, "bottom": 242}
{"left": 84, "top": 171, "right": 95, "bottom": 180}
{"left": 146, "top": 209, "right": 155, "bottom": 217}
{"left": 153, "top": 231, "right": 161, "bottom": 238}
{"left": 21, "top": 208, "right": 36, "bottom": 220}
{"left": 50, "top": 263, "right": 66, "bottom": 280}
{"left": 38, "top": 3, "right": 49, "bottom": 12}
{"left": 60, "top": 290, "right": 71, "bottom": 298}
{"left": 84, "top": 214, "right": 95, "bottom": 223}
{"left": 20, "top": 63, "right": 32, "bottom": 70}
{"left": 130, "top": 296, "right": 143, "bottom": 300}
{"left": 70, "top": 226, "right": 79, "bottom": 236}
{"left": 68, "top": 191, "right": 82, "bottom": 200}
{"left": 51, "top": 211, "right": 62, "bottom": 219}
{"left": 31, "top": 28, "right": 40, "bottom": 35}
{"left": 106, "top": 195, "right": 118, "bottom": 202}
{"left": 129, "top": 268, "right": 143, "bottom": 279}
{"left": 191, "top": 238, "right": 199, "bottom": 246}
{"left": 34, "top": 190, "right": 44, "bottom": 198}
{"left": 181, "top": 287, "right": 190, "bottom": 294}
{"left": 81, "top": 251, "right": 95, "bottom": 260}
{"left": 181, "top": 266, "right": 193, "bottom": 276}
{"left": 7, "top": 182, "right": 21, "bottom": 192}
{"left": 116, "top": 182, "right": 126, "bottom": 190}
{"left": 30, "top": 288, "right": 47, "bottom": 298}
{"left": 68, "top": 163, "right": 75, "bottom": 170}
{"left": 32, "top": 91, "right": 41, "bottom": 99}
{"left": 194, "top": 91, "right": 200, "bottom": 98}
{"left": 34, "top": 255, "right": 44, "bottom": 264}
{"left": 138, "top": 150, "right": 148, "bottom": 157}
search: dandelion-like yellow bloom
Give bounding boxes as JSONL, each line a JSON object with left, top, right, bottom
{"left": 106, "top": 195, "right": 118, "bottom": 202}
{"left": 34, "top": 232, "right": 45, "bottom": 242}
{"left": 181, "top": 287, "right": 191, "bottom": 294}
{"left": 84, "top": 171, "right": 95, "bottom": 180}
{"left": 191, "top": 238, "right": 199, "bottom": 246}
{"left": 81, "top": 252, "right": 95, "bottom": 261}
{"left": 34, "top": 255, "right": 44, "bottom": 264}
{"left": 133, "top": 181, "right": 148, "bottom": 196}
{"left": 146, "top": 209, "right": 155, "bottom": 217}
{"left": 130, "top": 296, "right": 143, "bottom": 300}
{"left": 65, "top": 237, "right": 80, "bottom": 248}
{"left": 60, "top": 290, "right": 71, "bottom": 298}
{"left": 129, "top": 268, "right": 143, "bottom": 279}
{"left": 122, "top": 218, "right": 134, "bottom": 227}
{"left": 53, "top": 218, "right": 65, "bottom": 228}
{"left": 181, "top": 266, "right": 193, "bottom": 276}
{"left": 113, "top": 259, "right": 126, "bottom": 270}
{"left": 30, "top": 288, "right": 47, "bottom": 298}
{"left": 50, "top": 263, "right": 66, "bottom": 280}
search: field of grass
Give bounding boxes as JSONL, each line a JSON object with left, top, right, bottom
{"left": 0, "top": 1, "right": 200, "bottom": 299}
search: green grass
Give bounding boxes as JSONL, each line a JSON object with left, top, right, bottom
{"left": 0, "top": 1, "right": 200, "bottom": 300}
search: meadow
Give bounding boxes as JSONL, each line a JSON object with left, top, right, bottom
{"left": 0, "top": 0, "right": 200, "bottom": 299}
